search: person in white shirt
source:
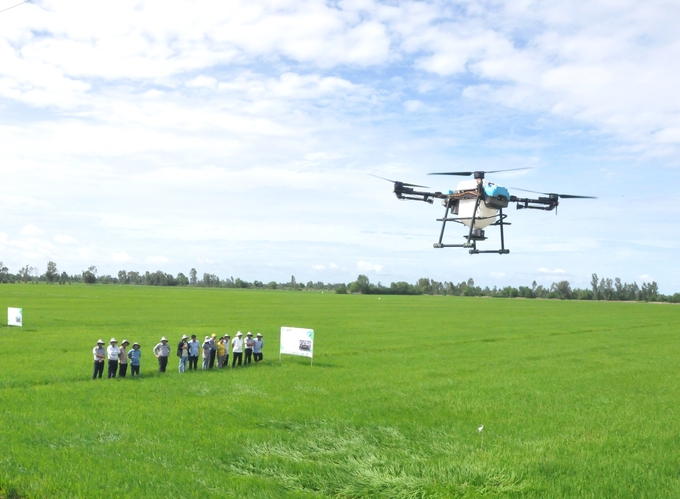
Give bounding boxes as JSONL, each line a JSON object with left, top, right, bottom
{"left": 106, "top": 338, "right": 121, "bottom": 379}
{"left": 244, "top": 332, "right": 255, "bottom": 365}
{"left": 92, "top": 339, "right": 106, "bottom": 379}
{"left": 253, "top": 333, "right": 264, "bottom": 363}
{"left": 153, "top": 337, "right": 171, "bottom": 373}
{"left": 231, "top": 331, "right": 243, "bottom": 367}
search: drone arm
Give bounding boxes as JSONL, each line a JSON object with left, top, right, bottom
{"left": 510, "top": 195, "right": 558, "bottom": 211}
{"left": 394, "top": 186, "right": 444, "bottom": 204}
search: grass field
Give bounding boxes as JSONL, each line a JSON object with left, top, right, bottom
{"left": 0, "top": 284, "right": 679, "bottom": 498}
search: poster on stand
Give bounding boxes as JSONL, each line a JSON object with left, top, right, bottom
{"left": 280, "top": 327, "right": 314, "bottom": 359}
{"left": 8, "top": 308, "right": 22, "bottom": 327}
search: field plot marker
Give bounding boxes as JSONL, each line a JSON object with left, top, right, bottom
{"left": 7, "top": 307, "right": 23, "bottom": 331}
{"left": 478, "top": 425, "right": 484, "bottom": 448}
{"left": 280, "top": 326, "right": 314, "bottom": 367}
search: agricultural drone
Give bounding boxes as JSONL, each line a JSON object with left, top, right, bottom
{"left": 374, "top": 168, "right": 595, "bottom": 254}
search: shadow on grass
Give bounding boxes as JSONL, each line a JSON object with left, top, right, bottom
{"left": 0, "top": 485, "right": 26, "bottom": 499}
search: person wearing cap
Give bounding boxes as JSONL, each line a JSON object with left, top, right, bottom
{"left": 209, "top": 333, "right": 217, "bottom": 369}
{"left": 188, "top": 334, "right": 200, "bottom": 370}
{"left": 244, "top": 332, "right": 255, "bottom": 365}
{"left": 107, "top": 338, "right": 121, "bottom": 378}
{"left": 118, "top": 340, "right": 130, "bottom": 378}
{"left": 92, "top": 339, "right": 106, "bottom": 379}
{"left": 153, "top": 337, "right": 171, "bottom": 373}
{"left": 216, "top": 336, "right": 227, "bottom": 368}
{"left": 128, "top": 342, "right": 141, "bottom": 376}
{"left": 201, "top": 336, "right": 211, "bottom": 370}
{"left": 253, "top": 333, "right": 264, "bottom": 363}
{"left": 177, "top": 335, "right": 189, "bottom": 373}
{"left": 231, "top": 331, "right": 243, "bottom": 367}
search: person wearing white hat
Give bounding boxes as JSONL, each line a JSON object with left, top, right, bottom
{"left": 107, "top": 338, "right": 121, "bottom": 378}
{"left": 92, "top": 339, "right": 106, "bottom": 379}
{"left": 253, "top": 333, "right": 264, "bottom": 363}
{"left": 231, "top": 331, "right": 244, "bottom": 367}
{"left": 128, "top": 342, "right": 141, "bottom": 376}
{"left": 118, "top": 340, "right": 130, "bottom": 378}
{"left": 201, "top": 336, "right": 211, "bottom": 370}
{"left": 244, "top": 332, "right": 255, "bottom": 365}
{"left": 217, "top": 336, "right": 227, "bottom": 368}
{"left": 209, "top": 333, "right": 218, "bottom": 369}
{"left": 153, "top": 337, "right": 171, "bottom": 372}
{"left": 177, "top": 335, "right": 189, "bottom": 373}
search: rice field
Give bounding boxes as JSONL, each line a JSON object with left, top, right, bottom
{"left": 0, "top": 284, "right": 679, "bottom": 498}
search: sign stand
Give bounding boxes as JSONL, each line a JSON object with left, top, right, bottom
{"left": 279, "top": 326, "right": 314, "bottom": 366}
{"left": 7, "top": 307, "right": 23, "bottom": 330}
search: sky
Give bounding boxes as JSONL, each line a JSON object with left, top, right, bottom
{"left": 1, "top": 0, "right": 679, "bottom": 292}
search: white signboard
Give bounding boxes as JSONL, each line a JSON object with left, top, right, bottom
{"left": 280, "top": 326, "right": 314, "bottom": 359}
{"left": 8, "top": 307, "right": 22, "bottom": 327}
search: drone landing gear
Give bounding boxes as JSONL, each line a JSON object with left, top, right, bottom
{"left": 433, "top": 205, "right": 510, "bottom": 254}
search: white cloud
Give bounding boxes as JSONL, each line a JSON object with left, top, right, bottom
{"left": 147, "top": 256, "right": 170, "bottom": 265}
{"left": 111, "top": 251, "right": 132, "bottom": 263}
{"left": 186, "top": 75, "right": 217, "bottom": 88}
{"left": 538, "top": 268, "right": 566, "bottom": 274}
{"left": 54, "top": 234, "right": 77, "bottom": 244}
{"left": 358, "top": 261, "right": 383, "bottom": 272}
{"left": 20, "top": 224, "right": 45, "bottom": 236}
{"left": 312, "top": 265, "right": 326, "bottom": 270}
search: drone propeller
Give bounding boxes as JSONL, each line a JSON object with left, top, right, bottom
{"left": 368, "top": 174, "right": 429, "bottom": 188}
{"left": 511, "top": 187, "right": 597, "bottom": 199}
{"left": 428, "top": 167, "right": 532, "bottom": 177}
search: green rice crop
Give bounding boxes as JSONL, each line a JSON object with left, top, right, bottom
{"left": 0, "top": 284, "right": 679, "bottom": 498}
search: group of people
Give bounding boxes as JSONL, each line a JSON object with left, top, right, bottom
{"left": 91, "top": 331, "right": 264, "bottom": 379}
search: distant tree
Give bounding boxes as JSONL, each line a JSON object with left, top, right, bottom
{"left": 552, "top": 280, "right": 572, "bottom": 300}
{"left": 18, "top": 265, "right": 34, "bottom": 283}
{"left": 82, "top": 267, "right": 97, "bottom": 284}
{"left": 189, "top": 268, "right": 197, "bottom": 285}
{"left": 118, "top": 270, "right": 128, "bottom": 284}
{"left": 640, "top": 281, "right": 659, "bottom": 302}
{"left": 59, "top": 271, "right": 69, "bottom": 285}
{"left": 590, "top": 273, "right": 599, "bottom": 300}
{"left": 0, "top": 262, "right": 9, "bottom": 283}
{"left": 176, "top": 272, "right": 189, "bottom": 286}
{"left": 335, "top": 283, "right": 348, "bottom": 294}
{"left": 356, "top": 274, "right": 370, "bottom": 294}
{"left": 267, "top": 281, "right": 277, "bottom": 289}
{"left": 235, "top": 278, "right": 250, "bottom": 289}
{"left": 45, "top": 261, "right": 58, "bottom": 284}
{"left": 614, "top": 277, "right": 624, "bottom": 300}
{"left": 290, "top": 275, "right": 297, "bottom": 289}
{"left": 417, "top": 277, "right": 431, "bottom": 294}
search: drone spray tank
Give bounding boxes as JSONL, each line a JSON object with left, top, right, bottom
{"left": 452, "top": 179, "right": 510, "bottom": 230}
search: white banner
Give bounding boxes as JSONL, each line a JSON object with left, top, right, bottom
{"left": 280, "top": 327, "right": 314, "bottom": 358}
{"left": 8, "top": 307, "right": 22, "bottom": 327}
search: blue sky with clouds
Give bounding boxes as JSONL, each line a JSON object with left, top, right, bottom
{"left": 1, "top": 0, "right": 679, "bottom": 291}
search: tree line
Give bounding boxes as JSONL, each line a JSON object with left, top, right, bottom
{"left": 0, "top": 261, "right": 676, "bottom": 303}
